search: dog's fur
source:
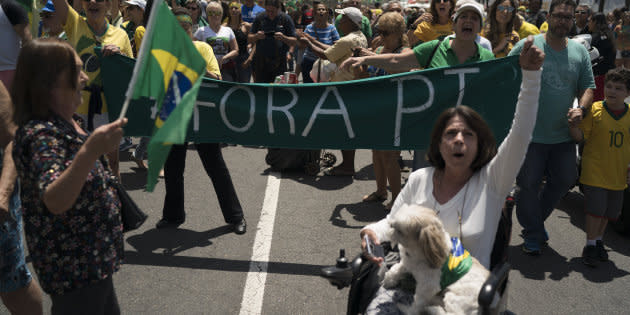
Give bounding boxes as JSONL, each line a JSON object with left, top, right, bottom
{"left": 383, "top": 204, "right": 490, "bottom": 315}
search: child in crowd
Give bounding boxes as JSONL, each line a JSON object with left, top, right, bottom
{"left": 569, "top": 67, "right": 630, "bottom": 267}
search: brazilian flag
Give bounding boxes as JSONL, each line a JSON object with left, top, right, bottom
{"left": 127, "top": 0, "right": 206, "bottom": 191}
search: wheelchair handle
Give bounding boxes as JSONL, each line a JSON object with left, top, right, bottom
{"left": 478, "top": 261, "right": 511, "bottom": 315}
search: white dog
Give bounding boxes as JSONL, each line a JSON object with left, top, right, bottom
{"left": 382, "top": 204, "right": 490, "bottom": 315}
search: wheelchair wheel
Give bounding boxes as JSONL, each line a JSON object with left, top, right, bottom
{"left": 321, "top": 152, "right": 337, "bottom": 168}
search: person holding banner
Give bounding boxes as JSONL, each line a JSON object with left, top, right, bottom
{"left": 155, "top": 7, "right": 247, "bottom": 235}
{"left": 341, "top": 0, "right": 494, "bottom": 172}
{"left": 357, "top": 35, "right": 544, "bottom": 312}
{"left": 299, "top": 6, "right": 367, "bottom": 176}
{"left": 355, "top": 12, "right": 410, "bottom": 211}
{"left": 51, "top": 0, "right": 133, "bottom": 179}
{"left": 11, "top": 38, "right": 126, "bottom": 314}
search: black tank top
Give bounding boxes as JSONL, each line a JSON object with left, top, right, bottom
{"left": 234, "top": 26, "right": 249, "bottom": 58}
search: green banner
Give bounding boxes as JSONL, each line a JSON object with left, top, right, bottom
{"left": 102, "top": 55, "right": 522, "bottom": 150}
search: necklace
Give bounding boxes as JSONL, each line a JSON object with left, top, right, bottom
{"left": 433, "top": 169, "right": 470, "bottom": 241}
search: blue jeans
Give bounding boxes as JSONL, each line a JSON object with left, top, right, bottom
{"left": 516, "top": 142, "right": 577, "bottom": 243}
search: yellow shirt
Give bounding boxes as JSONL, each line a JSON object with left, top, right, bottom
{"left": 480, "top": 29, "right": 520, "bottom": 58}
{"left": 64, "top": 7, "right": 133, "bottom": 115}
{"left": 193, "top": 41, "right": 221, "bottom": 77}
{"left": 134, "top": 26, "right": 145, "bottom": 53}
{"left": 413, "top": 21, "right": 453, "bottom": 44}
{"left": 579, "top": 101, "right": 630, "bottom": 190}
{"left": 517, "top": 20, "right": 541, "bottom": 39}
{"left": 539, "top": 21, "right": 548, "bottom": 33}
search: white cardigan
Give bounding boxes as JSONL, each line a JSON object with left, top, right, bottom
{"left": 363, "top": 69, "right": 542, "bottom": 268}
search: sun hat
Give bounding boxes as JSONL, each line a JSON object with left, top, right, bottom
{"left": 452, "top": 0, "right": 484, "bottom": 28}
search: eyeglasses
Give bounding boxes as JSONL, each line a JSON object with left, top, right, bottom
{"left": 207, "top": 11, "right": 222, "bottom": 16}
{"left": 575, "top": 10, "right": 588, "bottom": 14}
{"left": 497, "top": 5, "right": 515, "bottom": 13}
{"left": 551, "top": 13, "right": 574, "bottom": 21}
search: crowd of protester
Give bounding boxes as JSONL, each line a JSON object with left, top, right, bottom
{"left": 2, "top": 0, "right": 630, "bottom": 313}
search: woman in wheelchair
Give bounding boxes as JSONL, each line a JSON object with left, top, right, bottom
{"left": 355, "top": 38, "right": 544, "bottom": 313}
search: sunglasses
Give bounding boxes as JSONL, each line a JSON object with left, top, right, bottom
{"left": 575, "top": 10, "right": 588, "bottom": 14}
{"left": 551, "top": 13, "right": 574, "bottom": 21}
{"left": 186, "top": 5, "right": 198, "bottom": 10}
{"left": 497, "top": 5, "right": 514, "bottom": 13}
{"left": 40, "top": 13, "right": 53, "bottom": 18}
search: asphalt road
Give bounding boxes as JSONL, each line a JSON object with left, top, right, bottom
{"left": 2, "top": 144, "right": 630, "bottom": 314}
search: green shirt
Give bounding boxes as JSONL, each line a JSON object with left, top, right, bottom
{"left": 335, "top": 14, "right": 372, "bottom": 39}
{"left": 413, "top": 38, "right": 495, "bottom": 69}
{"left": 509, "top": 34, "right": 595, "bottom": 143}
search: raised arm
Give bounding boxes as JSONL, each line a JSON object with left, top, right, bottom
{"left": 52, "top": 0, "right": 69, "bottom": 26}
{"left": 339, "top": 49, "right": 420, "bottom": 73}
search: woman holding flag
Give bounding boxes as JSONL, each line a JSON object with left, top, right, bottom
{"left": 51, "top": 0, "right": 133, "bottom": 178}
{"left": 11, "top": 38, "right": 127, "bottom": 314}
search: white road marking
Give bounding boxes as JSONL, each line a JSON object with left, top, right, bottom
{"left": 239, "top": 172, "right": 281, "bottom": 315}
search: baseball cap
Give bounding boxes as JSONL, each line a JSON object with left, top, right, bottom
{"left": 41, "top": 0, "right": 55, "bottom": 13}
{"left": 335, "top": 7, "right": 362, "bottom": 27}
{"left": 452, "top": 0, "right": 484, "bottom": 28}
{"left": 124, "top": 0, "right": 147, "bottom": 10}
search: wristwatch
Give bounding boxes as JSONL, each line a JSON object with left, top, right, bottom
{"left": 579, "top": 106, "right": 587, "bottom": 116}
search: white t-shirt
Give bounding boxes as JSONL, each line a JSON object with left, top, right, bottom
{"left": 194, "top": 25, "right": 235, "bottom": 64}
{"left": 363, "top": 70, "right": 542, "bottom": 268}
{"left": 0, "top": 3, "right": 23, "bottom": 71}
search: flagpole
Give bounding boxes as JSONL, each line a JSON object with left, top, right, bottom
{"left": 118, "top": 0, "right": 164, "bottom": 120}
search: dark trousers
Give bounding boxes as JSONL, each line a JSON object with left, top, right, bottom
{"left": 50, "top": 276, "right": 119, "bottom": 315}
{"left": 301, "top": 57, "right": 316, "bottom": 83}
{"left": 253, "top": 55, "right": 287, "bottom": 83}
{"left": 162, "top": 143, "right": 244, "bottom": 224}
{"left": 515, "top": 142, "right": 577, "bottom": 243}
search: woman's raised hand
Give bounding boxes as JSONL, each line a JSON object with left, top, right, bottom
{"left": 519, "top": 36, "right": 545, "bottom": 71}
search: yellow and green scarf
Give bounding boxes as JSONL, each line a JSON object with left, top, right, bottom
{"left": 440, "top": 237, "right": 472, "bottom": 290}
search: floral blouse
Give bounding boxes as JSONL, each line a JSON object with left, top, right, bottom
{"left": 12, "top": 114, "right": 123, "bottom": 295}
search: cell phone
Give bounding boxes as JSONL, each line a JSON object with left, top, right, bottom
{"left": 364, "top": 235, "right": 385, "bottom": 258}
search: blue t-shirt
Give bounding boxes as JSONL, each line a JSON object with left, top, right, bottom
{"left": 303, "top": 23, "right": 339, "bottom": 61}
{"left": 241, "top": 4, "right": 265, "bottom": 23}
{"left": 509, "top": 34, "right": 595, "bottom": 144}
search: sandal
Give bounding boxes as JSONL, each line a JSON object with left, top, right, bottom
{"left": 323, "top": 166, "right": 355, "bottom": 176}
{"left": 363, "top": 192, "right": 387, "bottom": 202}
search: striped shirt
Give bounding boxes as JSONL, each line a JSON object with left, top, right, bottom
{"left": 303, "top": 23, "right": 339, "bottom": 61}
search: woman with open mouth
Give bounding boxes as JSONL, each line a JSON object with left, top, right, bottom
{"left": 408, "top": 0, "right": 455, "bottom": 48}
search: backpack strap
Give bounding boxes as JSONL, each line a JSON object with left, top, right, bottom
{"left": 424, "top": 37, "right": 445, "bottom": 69}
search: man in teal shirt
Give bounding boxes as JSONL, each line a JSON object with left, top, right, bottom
{"left": 508, "top": 0, "right": 594, "bottom": 255}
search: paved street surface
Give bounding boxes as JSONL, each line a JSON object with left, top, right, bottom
{"left": 3, "top": 145, "right": 630, "bottom": 314}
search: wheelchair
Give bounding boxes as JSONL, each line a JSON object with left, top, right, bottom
{"left": 320, "top": 198, "right": 515, "bottom": 315}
